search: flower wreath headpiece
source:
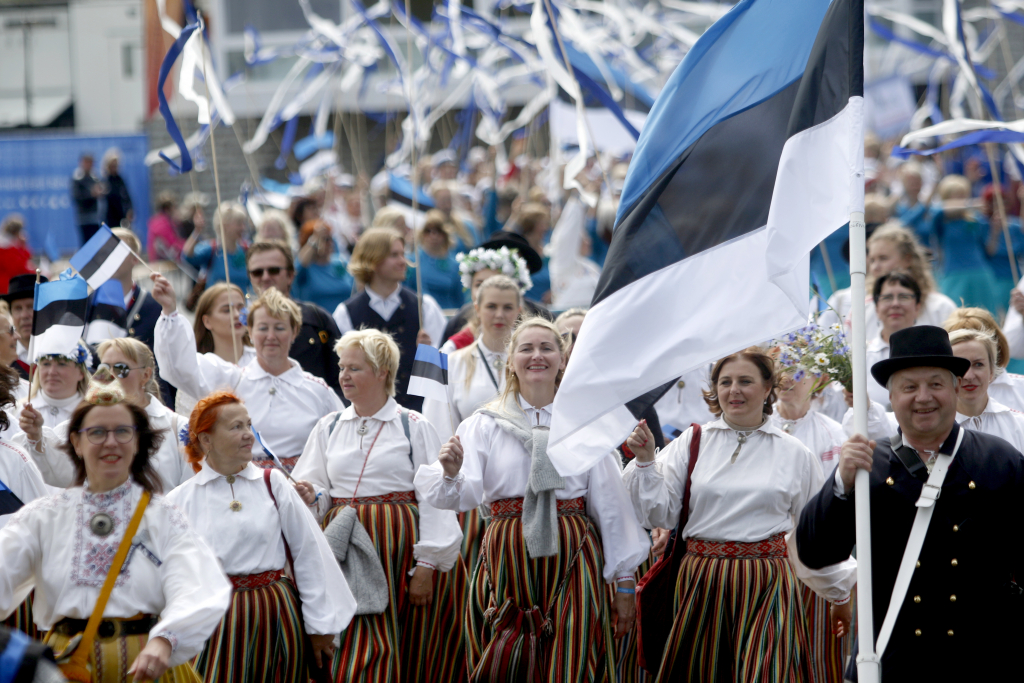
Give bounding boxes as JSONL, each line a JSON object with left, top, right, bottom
{"left": 456, "top": 246, "right": 533, "bottom": 292}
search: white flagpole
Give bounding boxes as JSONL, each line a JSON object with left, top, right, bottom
{"left": 850, "top": 211, "right": 880, "bottom": 682}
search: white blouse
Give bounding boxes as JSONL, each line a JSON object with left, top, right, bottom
{"left": 292, "top": 397, "right": 463, "bottom": 571}
{"left": 0, "top": 438, "right": 51, "bottom": 529}
{"left": 422, "top": 341, "right": 507, "bottom": 444}
{"left": 988, "top": 371, "right": 1024, "bottom": 413}
{"left": 14, "top": 398, "right": 194, "bottom": 491}
{"left": 810, "top": 382, "right": 849, "bottom": 424}
{"left": 0, "top": 480, "right": 231, "bottom": 665}
{"left": 621, "top": 419, "right": 854, "bottom": 600}
{"left": 414, "top": 398, "right": 651, "bottom": 582}
{"left": 155, "top": 312, "right": 343, "bottom": 460}
{"left": 770, "top": 410, "right": 844, "bottom": 473}
{"left": 30, "top": 391, "right": 83, "bottom": 431}
{"left": 166, "top": 463, "right": 356, "bottom": 636}
{"left": 956, "top": 399, "right": 1024, "bottom": 452}
{"left": 174, "top": 346, "right": 257, "bottom": 418}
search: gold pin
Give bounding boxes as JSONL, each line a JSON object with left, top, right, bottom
{"left": 230, "top": 500, "right": 243, "bottom": 512}
{"left": 968, "top": 481, "right": 976, "bottom": 489}
{"left": 886, "top": 477, "right": 894, "bottom": 486}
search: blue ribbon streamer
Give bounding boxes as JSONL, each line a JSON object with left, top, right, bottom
{"left": 892, "top": 128, "right": 1024, "bottom": 158}
{"left": 867, "top": 17, "right": 995, "bottom": 80}
{"left": 157, "top": 21, "right": 201, "bottom": 174}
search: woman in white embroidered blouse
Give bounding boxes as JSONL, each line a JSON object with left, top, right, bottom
{"left": 17, "top": 339, "right": 193, "bottom": 491}
{"left": 291, "top": 328, "right": 466, "bottom": 682}
{"left": 622, "top": 347, "right": 855, "bottom": 682}
{"left": 172, "top": 283, "right": 256, "bottom": 417}
{"left": 416, "top": 317, "right": 650, "bottom": 682}
{"left": 948, "top": 329, "right": 1024, "bottom": 451}
{"left": 0, "top": 379, "right": 230, "bottom": 682}
{"left": 945, "top": 306, "right": 1024, "bottom": 411}
{"left": 167, "top": 391, "right": 355, "bottom": 682}
{"left": 152, "top": 275, "right": 342, "bottom": 473}
{"left": 18, "top": 347, "right": 90, "bottom": 435}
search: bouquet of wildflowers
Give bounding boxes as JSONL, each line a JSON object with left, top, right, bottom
{"left": 773, "top": 322, "right": 853, "bottom": 393}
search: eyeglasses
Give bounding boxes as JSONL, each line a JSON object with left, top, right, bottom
{"left": 878, "top": 293, "right": 917, "bottom": 304}
{"left": 249, "top": 267, "right": 283, "bottom": 278}
{"left": 97, "top": 362, "right": 145, "bottom": 379}
{"left": 0, "top": 325, "right": 14, "bottom": 335}
{"left": 561, "top": 331, "right": 576, "bottom": 345}
{"left": 77, "top": 425, "right": 137, "bottom": 445}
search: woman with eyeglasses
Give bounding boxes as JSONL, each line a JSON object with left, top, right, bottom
{"left": 865, "top": 271, "right": 924, "bottom": 408}
{"left": 0, "top": 378, "right": 231, "bottom": 683}
{"left": 15, "top": 338, "right": 194, "bottom": 491}
{"left": 152, "top": 275, "right": 342, "bottom": 473}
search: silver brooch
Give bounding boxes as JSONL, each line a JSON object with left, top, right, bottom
{"left": 269, "top": 387, "right": 277, "bottom": 395}
{"left": 49, "top": 406, "right": 59, "bottom": 417}
{"left": 357, "top": 422, "right": 369, "bottom": 436}
{"left": 90, "top": 512, "right": 114, "bottom": 536}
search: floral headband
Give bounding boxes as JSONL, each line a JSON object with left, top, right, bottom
{"left": 456, "top": 246, "right": 533, "bottom": 292}
{"left": 39, "top": 343, "right": 92, "bottom": 368}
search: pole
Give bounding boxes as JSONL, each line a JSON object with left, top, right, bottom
{"left": 26, "top": 269, "right": 41, "bottom": 403}
{"left": 198, "top": 14, "right": 241, "bottom": 365}
{"left": 405, "top": 0, "right": 425, "bottom": 328}
{"left": 982, "top": 143, "right": 1020, "bottom": 283}
{"left": 850, "top": 211, "right": 880, "bottom": 683}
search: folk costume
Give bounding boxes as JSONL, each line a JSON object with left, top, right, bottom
{"left": 622, "top": 418, "right": 855, "bottom": 682}
{"left": 167, "top": 463, "right": 356, "bottom": 682}
{"left": 155, "top": 311, "right": 342, "bottom": 472}
{"left": 0, "top": 480, "right": 232, "bottom": 682}
{"left": 422, "top": 339, "right": 508, "bottom": 574}
{"left": 797, "top": 325, "right": 1024, "bottom": 680}
{"left": 416, "top": 395, "right": 650, "bottom": 683}
{"left": 294, "top": 398, "right": 467, "bottom": 683}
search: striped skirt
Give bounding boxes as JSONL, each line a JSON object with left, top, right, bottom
{"left": 655, "top": 534, "right": 815, "bottom": 683}
{"left": 3, "top": 592, "right": 40, "bottom": 640}
{"left": 192, "top": 570, "right": 308, "bottom": 683}
{"left": 467, "top": 497, "right": 614, "bottom": 683}
{"left": 324, "top": 491, "right": 467, "bottom": 683}
{"left": 459, "top": 507, "right": 488, "bottom": 578}
{"left": 45, "top": 626, "right": 202, "bottom": 683}
{"left": 613, "top": 554, "right": 652, "bottom": 683}
{"left": 799, "top": 585, "right": 854, "bottom": 683}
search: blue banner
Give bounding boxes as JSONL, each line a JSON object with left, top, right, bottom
{"left": 0, "top": 133, "right": 150, "bottom": 260}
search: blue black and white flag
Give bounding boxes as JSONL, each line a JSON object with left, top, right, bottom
{"left": 69, "top": 225, "right": 132, "bottom": 290}
{"left": 387, "top": 174, "right": 436, "bottom": 230}
{"left": 85, "top": 280, "right": 128, "bottom": 344}
{"left": 549, "top": 0, "right": 865, "bottom": 475}
{"left": 407, "top": 344, "right": 449, "bottom": 403}
{"left": 30, "top": 275, "right": 89, "bottom": 363}
{"left": 253, "top": 429, "right": 294, "bottom": 474}
{"left": 0, "top": 477, "right": 25, "bottom": 516}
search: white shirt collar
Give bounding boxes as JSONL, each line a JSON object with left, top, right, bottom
{"left": 707, "top": 416, "right": 784, "bottom": 438}
{"left": 340, "top": 396, "right": 400, "bottom": 423}
{"left": 194, "top": 460, "right": 263, "bottom": 485}
{"left": 867, "top": 334, "right": 889, "bottom": 352}
{"left": 366, "top": 284, "right": 402, "bottom": 307}
{"left": 517, "top": 395, "right": 553, "bottom": 415}
{"left": 244, "top": 358, "right": 305, "bottom": 386}
{"left": 957, "top": 397, "right": 1011, "bottom": 422}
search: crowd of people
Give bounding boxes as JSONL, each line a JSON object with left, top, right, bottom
{"left": 0, "top": 134, "right": 1022, "bottom": 682}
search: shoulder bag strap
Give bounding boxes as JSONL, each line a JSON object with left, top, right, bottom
{"left": 64, "top": 490, "right": 151, "bottom": 680}
{"left": 399, "top": 407, "right": 412, "bottom": 461}
{"left": 668, "top": 423, "right": 702, "bottom": 563}
{"left": 263, "top": 469, "right": 295, "bottom": 572}
{"left": 875, "top": 427, "right": 964, "bottom": 656}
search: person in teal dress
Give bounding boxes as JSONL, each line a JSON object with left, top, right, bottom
{"left": 931, "top": 174, "right": 1003, "bottom": 315}
{"left": 292, "top": 219, "right": 355, "bottom": 313}
{"left": 405, "top": 210, "right": 465, "bottom": 310}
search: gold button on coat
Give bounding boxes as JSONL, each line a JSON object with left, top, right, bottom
{"left": 309, "top": 338, "right": 315, "bottom": 344}
{"left": 950, "top": 595, "right": 956, "bottom": 602}
{"left": 951, "top": 559, "right": 958, "bottom": 567}
{"left": 886, "top": 477, "right": 894, "bottom": 485}
{"left": 952, "top": 525, "right": 959, "bottom": 532}
{"left": 969, "top": 481, "right": 976, "bottom": 489}
{"left": 947, "top": 630, "right": 954, "bottom": 637}
{"left": 915, "top": 629, "right": 922, "bottom": 636}
{"left": 916, "top": 561, "right": 921, "bottom": 568}
{"left": 913, "top": 595, "right": 921, "bottom": 603}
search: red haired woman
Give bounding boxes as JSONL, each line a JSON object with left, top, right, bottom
{"left": 166, "top": 391, "right": 356, "bottom": 682}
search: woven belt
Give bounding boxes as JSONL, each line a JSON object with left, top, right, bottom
{"left": 686, "top": 532, "right": 788, "bottom": 559}
{"left": 54, "top": 614, "right": 157, "bottom": 639}
{"left": 331, "top": 490, "right": 417, "bottom": 507}
{"left": 489, "top": 496, "right": 587, "bottom": 520}
{"left": 229, "top": 568, "right": 284, "bottom": 591}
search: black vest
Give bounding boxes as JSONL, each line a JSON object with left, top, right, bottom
{"left": 344, "top": 287, "right": 422, "bottom": 411}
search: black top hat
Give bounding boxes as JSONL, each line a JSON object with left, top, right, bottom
{"left": 871, "top": 325, "right": 970, "bottom": 388}
{"left": 1, "top": 273, "right": 46, "bottom": 304}
{"left": 478, "top": 231, "right": 544, "bottom": 274}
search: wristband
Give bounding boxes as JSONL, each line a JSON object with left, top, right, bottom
{"left": 832, "top": 595, "right": 851, "bottom": 606}
{"left": 616, "top": 587, "right": 636, "bottom": 595}
{"left": 307, "top": 491, "right": 322, "bottom": 507}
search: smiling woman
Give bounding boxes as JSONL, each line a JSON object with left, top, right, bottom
{"left": 0, "top": 379, "right": 231, "bottom": 683}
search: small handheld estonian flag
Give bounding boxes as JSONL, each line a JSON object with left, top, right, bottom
{"left": 70, "top": 225, "right": 132, "bottom": 290}
{"left": 85, "top": 280, "right": 128, "bottom": 344}
{"left": 0, "top": 477, "right": 25, "bottom": 515}
{"left": 407, "top": 344, "right": 449, "bottom": 403}
{"left": 253, "top": 429, "right": 296, "bottom": 476}
{"left": 31, "top": 274, "right": 88, "bottom": 363}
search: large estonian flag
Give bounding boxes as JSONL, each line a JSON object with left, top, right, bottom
{"left": 549, "top": 0, "right": 864, "bottom": 475}
{"left": 84, "top": 280, "right": 128, "bottom": 344}
{"left": 69, "top": 225, "right": 132, "bottom": 290}
{"left": 407, "top": 344, "right": 449, "bottom": 403}
{"left": 31, "top": 276, "right": 88, "bottom": 362}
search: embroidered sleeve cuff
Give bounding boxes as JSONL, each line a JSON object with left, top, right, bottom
{"left": 832, "top": 594, "right": 851, "bottom": 606}
{"left": 634, "top": 460, "right": 656, "bottom": 469}
{"left": 416, "top": 561, "right": 436, "bottom": 570}
{"left": 442, "top": 472, "right": 464, "bottom": 494}
{"left": 150, "top": 629, "right": 178, "bottom": 652}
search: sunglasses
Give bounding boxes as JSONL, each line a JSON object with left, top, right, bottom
{"left": 249, "top": 267, "right": 283, "bottom": 278}
{"left": 97, "top": 362, "right": 145, "bottom": 379}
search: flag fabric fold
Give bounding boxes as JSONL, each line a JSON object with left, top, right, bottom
{"left": 31, "top": 276, "right": 88, "bottom": 363}
{"left": 69, "top": 225, "right": 132, "bottom": 290}
{"left": 549, "top": 0, "right": 865, "bottom": 477}
{"left": 0, "top": 477, "right": 25, "bottom": 516}
{"left": 407, "top": 344, "right": 450, "bottom": 403}
{"left": 85, "top": 280, "right": 128, "bottom": 345}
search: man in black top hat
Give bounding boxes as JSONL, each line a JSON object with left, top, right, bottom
{"left": 0, "top": 273, "right": 46, "bottom": 380}
{"left": 796, "top": 325, "right": 1024, "bottom": 680}
{"left": 439, "top": 231, "right": 552, "bottom": 346}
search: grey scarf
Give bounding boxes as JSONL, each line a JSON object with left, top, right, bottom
{"left": 479, "top": 397, "right": 564, "bottom": 557}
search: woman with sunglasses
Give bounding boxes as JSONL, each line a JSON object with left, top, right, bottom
{"left": 15, "top": 339, "right": 194, "bottom": 491}
{"left": 0, "top": 378, "right": 231, "bottom": 683}
{"left": 152, "top": 274, "right": 342, "bottom": 473}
